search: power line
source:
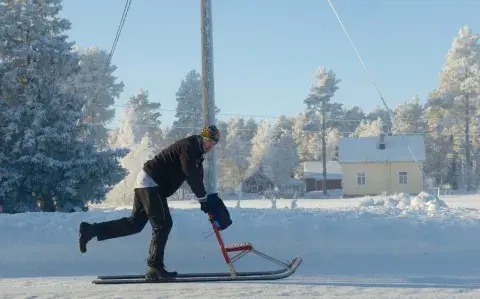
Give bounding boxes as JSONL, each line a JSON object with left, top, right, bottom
{"left": 325, "top": 0, "right": 432, "bottom": 190}
{"left": 93, "top": 120, "right": 480, "bottom": 137}
{"left": 109, "top": 104, "right": 443, "bottom": 124}
{"left": 80, "top": 0, "right": 133, "bottom": 124}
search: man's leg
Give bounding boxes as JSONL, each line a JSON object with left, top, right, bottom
{"left": 78, "top": 192, "right": 148, "bottom": 253}
{"left": 134, "top": 187, "right": 175, "bottom": 279}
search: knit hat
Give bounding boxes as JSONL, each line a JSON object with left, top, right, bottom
{"left": 200, "top": 125, "right": 220, "bottom": 144}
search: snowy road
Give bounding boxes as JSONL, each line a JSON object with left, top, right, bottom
{"left": 2, "top": 275, "right": 480, "bottom": 298}
{"left": 2, "top": 194, "right": 480, "bottom": 298}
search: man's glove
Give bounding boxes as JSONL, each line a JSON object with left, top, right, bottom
{"left": 199, "top": 193, "right": 220, "bottom": 213}
{"left": 199, "top": 201, "right": 209, "bottom": 213}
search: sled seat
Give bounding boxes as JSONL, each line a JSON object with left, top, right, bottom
{"left": 225, "top": 242, "right": 253, "bottom": 252}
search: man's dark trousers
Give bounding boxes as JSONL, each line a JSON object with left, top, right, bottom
{"left": 93, "top": 186, "right": 173, "bottom": 268}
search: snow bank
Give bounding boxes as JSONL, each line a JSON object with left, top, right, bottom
{"left": 2, "top": 203, "right": 480, "bottom": 280}
{"left": 359, "top": 192, "right": 449, "bottom": 212}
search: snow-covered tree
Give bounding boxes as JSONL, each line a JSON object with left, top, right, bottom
{"left": 126, "top": 88, "right": 163, "bottom": 148}
{"left": 326, "top": 128, "right": 341, "bottom": 160}
{"left": 353, "top": 117, "right": 384, "bottom": 137}
{"left": 367, "top": 105, "right": 392, "bottom": 133}
{"left": 266, "top": 128, "right": 299, "bottom": 188}
{"left": 168, "top": 69, "right": 219, "bottom": 142}
{"left": 339, "top": 105, "right": 366, "bottom": 136}
{"left": 220, "top": 117, "right": 250, "bottom": 190}
{"left": 241, "top": 118, "right": 258, "bottom": 141}
{"left": 427, "top": 26, "right": 480, "bottom": 190}
{"left": 109, "top": 105, "right": 136, "bottom": 148}
{"left": 0, "top": 0, "right": 127, "bottom": 212}
{"left": 69, "top": 45, "right": 124, "bottom": 148}
{"left": 249, "top": 119, "right": 271, "bottom": 170}
{"left": 392, "top": 96, "right": 426, "bottom": 134}
{"left": 306, "top": 132, "right": 322, "bottom": 161}
{"left": 214, "top": 119, "right": 228, "bottom": 163}
{"left": 303, "top": 66, "right": 342, "bottom": 194}
{"left": 271, "top": 115, "right": 294, "bottom": 143}
{"left": 105, "top": 133, "right": 156, "bottom": 206}
{"left": 424, "top": 103, "right": 455, "bottom": 189}
{"left": 292, "top": 112, "right": 311, "bottom": 162}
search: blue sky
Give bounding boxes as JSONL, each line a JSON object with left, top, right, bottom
{"left": 59, "top": 0, "right": 479, "bottom": 128}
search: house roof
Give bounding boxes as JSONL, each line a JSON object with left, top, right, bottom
{"left": 243, "top": 167, "right": 274, "bottom": 184}
{"left": 302, "top": 161, "right": 343, "bottom": 180}
{"left": 338, "top": 134, "right": 426, "bottom": 163}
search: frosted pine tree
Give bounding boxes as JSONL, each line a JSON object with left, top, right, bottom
{"left": 249, "top": 119, "right": 272, "bottom": 171}
{"left": 238, "top": 117, "right": 257, "bottom": 159}
{"left": 271, "top": 115, "right": 294, "bottom": 143}
{"left": 367, "top": 105, "right": 392, "bottom": 133}
{"left": 392, "top": 96, "right": 426, "bottom": 134}
{"left": 292, "top": 112, "right": 311, "bottom": 162}
{"left": 326, "top": 128, "right": 341, "bottom": 160}
{"left": 0, "top": 0, "right": 127, "bottom": 212}
{"left": 266, "top": 129, "right": 299, "bottom": 190}
{"left": 168, "top": 70, "right": 219, "bottom": 142}
{"left": 70, "top": 45, "right": 124, "bottom": 148}
{"left": 105, "top": 133, "right": 156, "bottom": 206}
{"left": 353, "top": 117, "right": 384, "bottom": 137}
{"left": 221, "top": 117, "right": 250, "bottom": 190}
{"left": 127, "top": 88, "right": 163, "bottom": 146}
{"left": 428, "top": 26, "right": 480, "bottom": 190}
{"left": 241, "top": 118, "right": 258, "bottom": 141}
{"left": 339, "top": 105, "right": 366, "bottom": 136}
{"left": 424, "top": 99, "right": 456, "bottom": 188}
{"left": 109, "top": 105, "right": 136, "bottom": 148}
{"left": 306, "top": 132, "right": 322, "bottom": 160}
{"left": 303, "top": 66, "right": 342, "bottom": 195}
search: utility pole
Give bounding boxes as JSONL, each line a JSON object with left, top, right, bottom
{"left": 200, "top": 0, "right": 217, "bottom": 194}
{"left": 321, "top": 102, "right": 327, "bottom": 196}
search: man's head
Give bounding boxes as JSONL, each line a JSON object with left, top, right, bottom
{"left": 199, "top": 125, "right": 220, "bottom": 152}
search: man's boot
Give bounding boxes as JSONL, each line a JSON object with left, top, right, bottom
{"left": 145, "top": 263, "right": 178, "bottom": 280}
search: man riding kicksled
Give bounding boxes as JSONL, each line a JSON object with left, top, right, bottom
{"left": 78, "top": 125, "right": 232, "bottom": 281}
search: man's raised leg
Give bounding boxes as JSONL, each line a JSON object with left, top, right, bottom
{"left": 79, "top": 192, "right": 148, "bottom": 253}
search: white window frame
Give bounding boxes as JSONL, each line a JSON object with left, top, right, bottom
{"left": 357, "top": 172, "right": 366, "bottom": 185}
{"left": 399, "top": 171, "right": 408, "bottom": 184}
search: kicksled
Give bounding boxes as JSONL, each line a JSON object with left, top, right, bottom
{"left": 92, "top": 200, "right": 302, "bottom": 284}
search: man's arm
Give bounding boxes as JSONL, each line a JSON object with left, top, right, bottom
{"left": 198, "top": 157, "right": 204, "bottom": 183}
{"left": 179, "top": 144, "right": 207, "bottom": 199}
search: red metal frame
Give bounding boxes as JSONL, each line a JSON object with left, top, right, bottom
{"left": 208, "top": 213, "right": 253, "bottom": 264}
{"left": 208, "top": 213, "right": 232, "bottom": 264}
{"left": 207, "top": 212, "right": 298, "bottom": 279}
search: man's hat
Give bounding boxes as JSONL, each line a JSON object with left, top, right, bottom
{"left": 200, "top": 125, "right": 220, "bottom": 143}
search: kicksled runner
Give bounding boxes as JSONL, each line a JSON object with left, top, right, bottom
{"left": 92, "top": 196, "right": 302, "bottom": 284}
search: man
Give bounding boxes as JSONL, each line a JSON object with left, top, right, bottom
{"left": 78, "top": 125, "right": 222, "bottom": 280}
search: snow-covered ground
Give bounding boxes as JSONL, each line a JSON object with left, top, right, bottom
{"left": 2, "top": 192, "right": 480, "bottom": 298}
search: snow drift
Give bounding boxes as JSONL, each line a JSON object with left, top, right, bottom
{"left": 359, "top": 192, "right": 449, "bottom": 211}
{"left": 2, "top": 198, "right": 480, "bottom": 280}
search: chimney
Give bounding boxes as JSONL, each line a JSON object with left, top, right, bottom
{"left": 379, "top": 132, "right": 386, "bottom": 150}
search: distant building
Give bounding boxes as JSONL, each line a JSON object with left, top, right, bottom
{"left": 241, "top": 167, "right": 275, "bottom": 194}
{"left": 338, "top": 133, "right": 426, "bottom": 197}
{"left": 302, "top": 161, "right": 343, "bottom": 192}
{"left": 241, "top": 166, "right": 305, "bottom": 196}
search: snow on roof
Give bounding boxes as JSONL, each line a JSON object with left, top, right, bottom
{"left": 338, "top": 134, "right": 426, "bottom": 163}
{"left": 303, "top": 161, "right": 342, "bottom": 174}
{"left": 303, "top": 161, "right": 343, "bottom": 180}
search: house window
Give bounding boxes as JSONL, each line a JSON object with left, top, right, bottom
{"left": 357, "top": 172, "right": 366, "bottom": 185}
{"left": 399, "top": 172, "right": 407, "bottom": 184}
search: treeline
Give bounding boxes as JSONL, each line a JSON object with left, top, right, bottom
{"left": 0, "top": 0, "right": 478, "bottom": 212}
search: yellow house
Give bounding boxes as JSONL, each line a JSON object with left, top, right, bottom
{"left": 338, "top": 133, "right": 426, "bottom": 197}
